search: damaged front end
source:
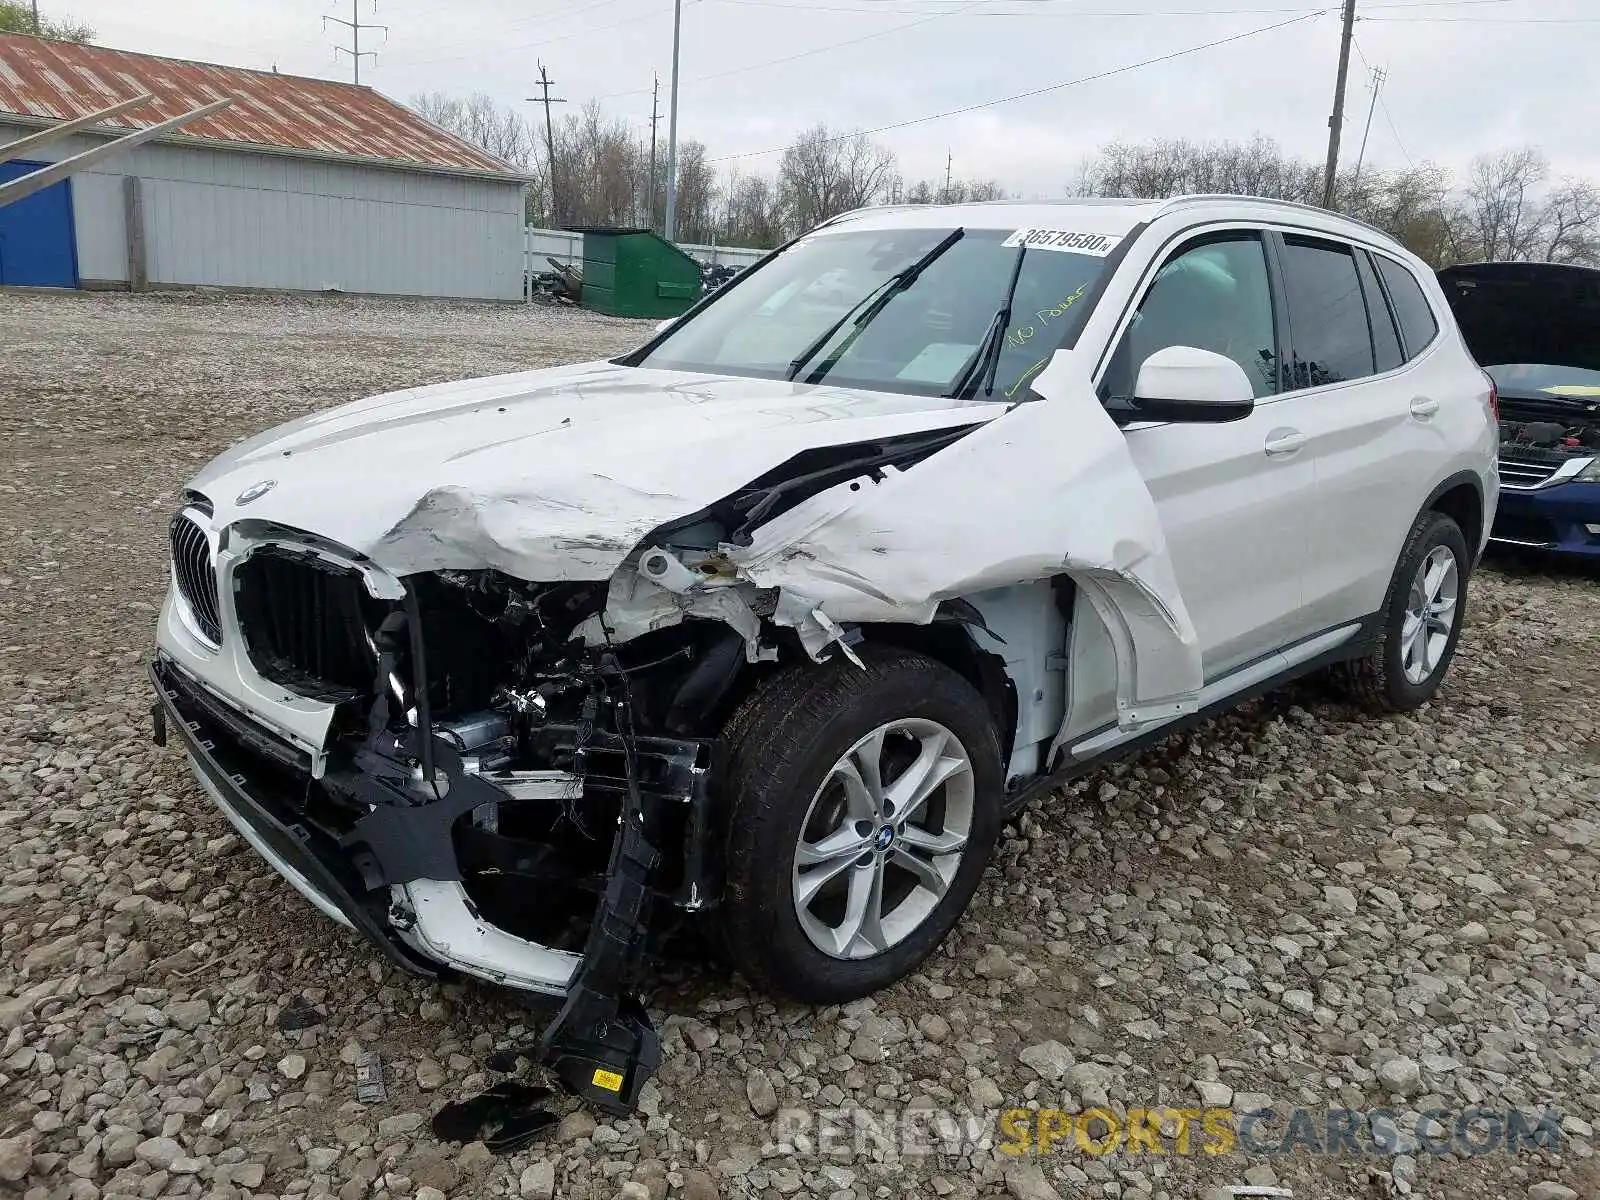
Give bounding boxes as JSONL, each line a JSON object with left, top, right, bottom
{"left": 153, "top": 548, "right": 750, "bottom": 1113}
{"left": 152, "top": 337, "right": 1209, "bottom": 1119}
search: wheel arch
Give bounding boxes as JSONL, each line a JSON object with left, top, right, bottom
{"left": 854, "top": 619, "right": 1019, "bottom": 766}
{"left": 1422, "top": 470, "right": 1485, "bottom": 564}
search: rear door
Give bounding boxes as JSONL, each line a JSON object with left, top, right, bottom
{"left": 1271, "top": 231, "right": 1441, "bottom": 631}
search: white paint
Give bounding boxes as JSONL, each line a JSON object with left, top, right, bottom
{"left": 189, "top": 362, "right": 1002, "bottom": 582}
{"left": 725, "top": 347, "right": 1203, "bottom": 724}
{"left": 1133, "top": 344, "right": 1256, "bottom": 403}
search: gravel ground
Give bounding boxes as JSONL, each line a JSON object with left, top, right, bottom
{"left": 2, "top": 289, "right": 1599, "bottom": 1200}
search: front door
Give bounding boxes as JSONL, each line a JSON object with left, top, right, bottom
{"left": 1099, "top": 228, "right": 1318, "bottom": 679}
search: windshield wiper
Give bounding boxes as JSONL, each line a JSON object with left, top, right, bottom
{"left": 786, "top": 227, "right": 965, "bottom": 384}
{"left": 949, "top": 243, "right": 1026, "bottom": 400}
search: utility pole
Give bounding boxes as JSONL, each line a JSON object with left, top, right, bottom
{"left": 664, "top": 0, "right": 684, "bottom": 242}
{"left": 1320, "top": 0, "right": 1358, "bottom": 209}
{"left": 326, "top": 0, "right": 386, "bottom": 86}
{"left": 943, "top": 150, "right": 952, "bottom": 203}
{"left": 648, "top": 75, "right": 661, "bottom": 232}
{"left": 30, "top": 0, "right": 39, "bottom": 34}
{"left": 1351, "top": 65, "right": 1385, "bottom": 193}
{"left": 528, "top": 64, "right": 566, "bottom": 226}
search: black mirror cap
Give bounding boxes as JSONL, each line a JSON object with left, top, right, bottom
{"left": 1109, "top": 394, "right": 1255, "bottom": 424}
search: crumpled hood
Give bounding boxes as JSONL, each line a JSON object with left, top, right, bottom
{"left": 190, "top": 361, "right": 998, "bottom": 580}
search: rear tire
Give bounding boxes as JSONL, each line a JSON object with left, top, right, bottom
{"left": 1330, "top": 509, "right": 1468, "bottom": 712}
{"left": 715, "top": 646, "right": 1002, "bottom": 1004}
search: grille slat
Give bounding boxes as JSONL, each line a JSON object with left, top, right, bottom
{"left": 169, "top": 511, "right": 222, "bottom": 644}
{"left": 234, "top": 550, "right": 382, "bottom": 703}
{"left": 1497, "top": 452, "right": 1564, "bottom": 489}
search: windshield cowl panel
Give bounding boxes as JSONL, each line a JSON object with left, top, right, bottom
{"left": 633, "top": 226, "right": 1116, "bottom": 402}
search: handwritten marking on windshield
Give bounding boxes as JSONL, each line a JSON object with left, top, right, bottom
{"left": 999, "top": 284, "right": 1089, "bottom": 397}
{"left": 1004, "top": 357, "right": 1050, "bottom": 400}
{"left": 1005, "top": 282, "right": 1088, "bottom": 350}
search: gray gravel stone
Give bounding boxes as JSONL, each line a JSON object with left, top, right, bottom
{"left": 1378, "top": 1056, "right": 1423, "bottom": 1097}
{"left": 0, "top": 1135, "right": 33, "bottom": 1183}
{"left": 3, "top": 291, "right": 1595, "bottom": 1200}
{"left": 1004, "top": 1158, "right": 1064, "bottom": 1200}
{"left": 1018, "top": 1040, "right": 1074, "bottom": 1080}
{"left": 745, "top": 1066, "right": 779, "bottom": 1117}
{"left": 133, "top": 1137, "right": 183, "bottom": 1170}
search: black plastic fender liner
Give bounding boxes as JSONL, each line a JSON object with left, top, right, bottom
{"left": 529, "top": 809, "right": 664, "bottom": 1114}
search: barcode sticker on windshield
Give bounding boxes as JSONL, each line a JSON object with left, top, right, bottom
{"left": 1002, "top": 228, "right": 1122, "bottom": 256}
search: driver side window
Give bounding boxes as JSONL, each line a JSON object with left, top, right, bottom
{"left": 1100, "top": 232, "right": 1280, "bottom": 402}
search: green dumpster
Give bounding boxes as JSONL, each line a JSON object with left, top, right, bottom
{"left": 572, "top": 227, "right": 703, "bottom": 319}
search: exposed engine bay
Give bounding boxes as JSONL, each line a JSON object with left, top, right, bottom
{"left": 1498, "top": 412, "right": 1600, "bottom": 459}
{"left": 149, "top": 342, "right": 1213, "bottom": 1123}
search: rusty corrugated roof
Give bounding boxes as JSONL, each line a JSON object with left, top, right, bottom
{"left": 0, "top": 32, "right": 519, "bottom": 177}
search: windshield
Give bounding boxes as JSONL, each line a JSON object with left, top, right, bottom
{"left": 633, "top": 226, "right": 1116, "bottom": 400}
{"left": 1486, "top": 363, "right": 1600, "bottom": 396}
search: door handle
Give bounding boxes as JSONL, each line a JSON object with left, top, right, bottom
{"left": 1264, "top": 429, "right": 1306, "bottom": 457}
{"left": 1410, "top": 395, "right": 1440, "bottom": 418}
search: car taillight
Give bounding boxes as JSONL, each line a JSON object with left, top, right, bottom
{"left": 1483, "top": 370, "right": 1499, "bottom": 420}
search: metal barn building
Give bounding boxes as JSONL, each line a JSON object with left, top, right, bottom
{"left": 0, "top": 34, "right": 528, "bottom": 299}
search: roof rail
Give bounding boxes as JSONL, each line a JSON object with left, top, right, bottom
{"left": 1153, "top": 193, "right": 1392, "bottom": 240}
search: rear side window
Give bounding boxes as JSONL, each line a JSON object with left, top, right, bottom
{"left": 1280, "top": 236, "right": 1375, "bottom": 389}
{"left": 1375, "top": 254, "right": 1440, "bottom": 358}
{"left": 1356, "top": 251, "right": 1404, "bottom": 372}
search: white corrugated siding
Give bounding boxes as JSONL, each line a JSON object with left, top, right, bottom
{"left": 0, "top": 120, "right": 525, "bottom": 300}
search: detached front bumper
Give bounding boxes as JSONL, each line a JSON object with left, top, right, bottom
{"left": 150, "top": 656, "right": 447, "bottom": 979}
{"left": 1491, "top": 480, "right": 1600, "bottom": 557}
{"left": 153, "top": 652, "right": 689, "bottom": 1111}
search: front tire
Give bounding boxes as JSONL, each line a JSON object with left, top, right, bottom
{"left": 1331, "top": 509, "right": 1469, "bottom": 712}
{"left": 716, "top": 646, "right": 1002, "bottom": 1004}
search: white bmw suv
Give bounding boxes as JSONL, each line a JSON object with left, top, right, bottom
{"left": 151, "top": 195, "right": 1497, "bottom": 1110}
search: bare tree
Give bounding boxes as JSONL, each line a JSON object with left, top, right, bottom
{"left": 719, "top": 172, "right": 784, "bottom": 249}
{"left": 1339, "top": 162, "right": 1456, "bottom": 267}
{"left": 1078, "top": 136, "right": 1319, "bottom": 203}
{"left": 777, "top": 126, "right": 898, "bottom": 233}
{"left": 409, "top": 92, "right": 538, "bottom": 172}
{"left": 672, "top": 141, "right": 720, "bottom": 244}
{"left": 1459, "top": 146, "right": 1549, "bottom": 262}
{"left": 550, "top": 101, "right": 642, "bottom": 228}
{"left": 1540, "top": 178, "right": 1600, "bottom": 265}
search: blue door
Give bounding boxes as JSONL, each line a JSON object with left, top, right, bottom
{"left": 0, "top": 160, "right": 78, "bottom": 288}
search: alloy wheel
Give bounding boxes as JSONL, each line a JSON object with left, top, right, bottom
{"left": 1401, "top": 544, "right": 1459, "bottom": 685}
{"left": 791, "top": 718, "right": 975, "bottom": 960}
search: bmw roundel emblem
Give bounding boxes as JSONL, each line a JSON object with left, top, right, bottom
{"left": 236, "top": 479, "right": 277, "bottom": 505}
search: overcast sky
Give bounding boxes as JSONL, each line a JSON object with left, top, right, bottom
{"left": 60, "top": 0, "right": 1600, "bottom": 195}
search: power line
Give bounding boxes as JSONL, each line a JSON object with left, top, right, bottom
{"left": 1321, "top": 0, "right": 1357, "bottom": 208}
{"left": 1351, "top": 64, "right": 1386, "bottom": 187}
{"left": 527, "top": 64, "right": 568, "bottom": 224}
{"left": 706, "top": 0, "right": 1511, "bottom": 10}
{"left": 325, "top": 0, "right": 387, "bottom": 85}
{"left": 1365, "top": 13, "right": 1600, "bottom": 20}
{"left": 592, "top": 4, "right": 969, "bottom": 101}
{"left": 384, "top": 0, "right": 647, "bottom": 65}
{"left": 709, "top": 9, "right": 1325, "bottom": 163}
{"left": 1352, "top": 36, "right": 1414, "bottom": 166}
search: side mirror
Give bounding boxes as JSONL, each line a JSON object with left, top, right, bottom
{"left": 1128, "top": 345, "right": 1256, "bottom": 422}
{"left": 654, "top": 317, "right": 678, "bottom": 335}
